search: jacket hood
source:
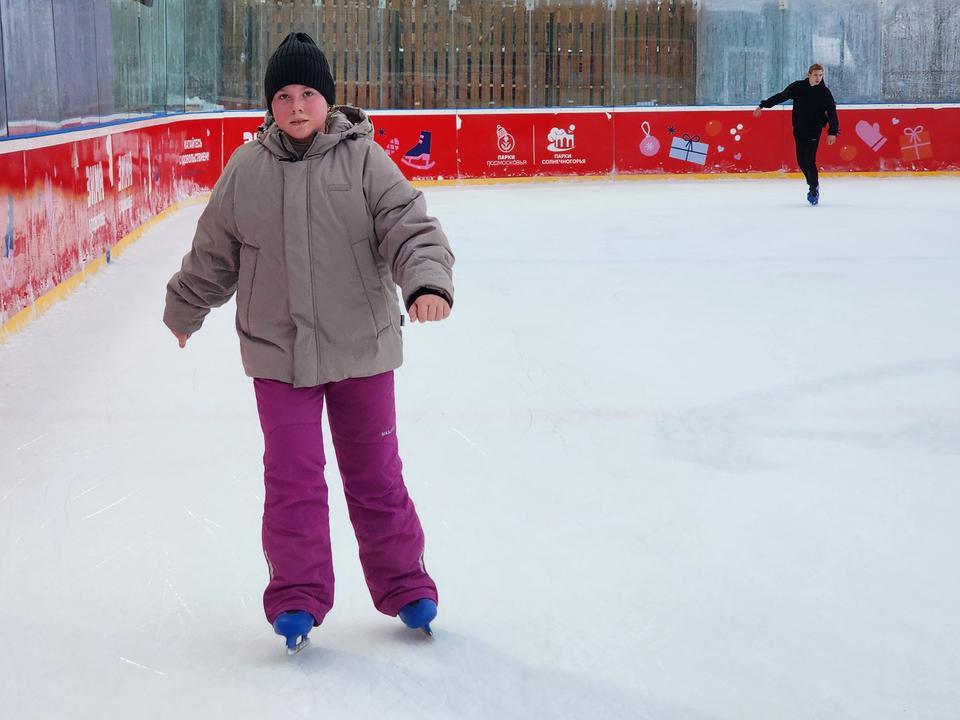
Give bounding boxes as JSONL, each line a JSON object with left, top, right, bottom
{"left": 257, "top": 105, "right": 374, "bottom": 160}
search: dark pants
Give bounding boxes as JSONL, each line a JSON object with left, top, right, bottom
{"left": 253, "top": 371, "right": 437, "bottom": 626}
{"left": 793, "top": 131, "right": 822, "bottom": 190}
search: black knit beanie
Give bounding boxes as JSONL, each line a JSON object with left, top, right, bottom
{"left": 264, "top": 32, "right": 336, "bottom": 110}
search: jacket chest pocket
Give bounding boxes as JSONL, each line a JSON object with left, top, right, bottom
{"left": 350, "top": 237, "right": 391, "bottom": 334}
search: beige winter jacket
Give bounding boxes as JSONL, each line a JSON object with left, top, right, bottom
{"left": 163, "top": 107, "right": 454, "bottom": 388}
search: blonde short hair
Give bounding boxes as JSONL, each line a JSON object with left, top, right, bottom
{"left": 808, "top": 63, "right": 824, "bottom": 74}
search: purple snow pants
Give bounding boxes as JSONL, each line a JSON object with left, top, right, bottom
{"left": 253, "top": 371, "right": 437, "bottom": 627}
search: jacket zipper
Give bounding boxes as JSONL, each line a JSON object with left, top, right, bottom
{"left": 304, "top": 163, "right": 323, "bottom": 386}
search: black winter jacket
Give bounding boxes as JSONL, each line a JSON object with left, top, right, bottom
{"left": 760, "top": 80, "right": 839, "bottom": 137}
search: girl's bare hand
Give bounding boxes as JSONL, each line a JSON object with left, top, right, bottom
{"left": 408, "top": 295, "right": 451, "bottom": 323}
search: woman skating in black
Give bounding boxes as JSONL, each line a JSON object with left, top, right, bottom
{"left": 754, "top": 63, "right": 840, "bottom": 205}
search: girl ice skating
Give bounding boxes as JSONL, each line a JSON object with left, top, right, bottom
{"left": 163, "top": 31, "right": 454, "bottom": 654}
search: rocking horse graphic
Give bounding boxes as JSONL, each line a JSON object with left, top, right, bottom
{"left": 400, "top": 130, "right": 437, "bottom": 170}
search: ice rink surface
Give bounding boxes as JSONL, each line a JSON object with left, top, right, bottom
{"left": 1, "top": 176, "right": 959, "bottom": 719}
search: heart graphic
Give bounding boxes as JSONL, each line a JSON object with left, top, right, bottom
{"left": 892, "top": 118, "right": 900, "bottom": 125}
{"left": 734, "top": 153, "right": 742, "bottom": 160}
{"left": 718, "top": 146, "right": 725, "bottom": 153}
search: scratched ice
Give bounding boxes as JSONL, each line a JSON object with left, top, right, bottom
{"left": 1, "top": 177, "right": 959, "bottom": 720}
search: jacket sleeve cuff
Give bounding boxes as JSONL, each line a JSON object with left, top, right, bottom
{"left": 406, "top": 287, "right": 453, "bottom": 310}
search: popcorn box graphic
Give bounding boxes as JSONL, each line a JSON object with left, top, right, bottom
{"left": 899, "top": 126, "right": 933, "bottom": 161}
{"left": 669, "top": 134, "right": 708, "bottom": 165}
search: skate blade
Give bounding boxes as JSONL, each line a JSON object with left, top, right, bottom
{"left": 286, "top": 635, "right": 311, "bottom": 656}
{"left": 420, "top": 624, "right": 435, "bottom": 638}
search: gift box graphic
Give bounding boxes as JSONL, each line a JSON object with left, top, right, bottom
{"left": 899, "top": 126, "right": 933, "bottom": 161}
{"left": 669, "top": 133, "right": 708, "bottom": 165}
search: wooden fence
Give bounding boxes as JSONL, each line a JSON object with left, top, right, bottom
{"left": 219, "top": 0, "right": 696, "bottom": 110}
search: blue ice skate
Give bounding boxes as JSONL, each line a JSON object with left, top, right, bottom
{"left": 273, "top": 610, "right": 315, "bottom": 655}
{"left": 398, "top": 599, "right": 437, "bottom": 637}
{"left": 807, "top": 186, "right": 819, "bottom": 206}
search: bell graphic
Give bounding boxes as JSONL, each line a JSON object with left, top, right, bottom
{"left": 401, "top": 131, "right": 437, "bottom": 170}
{"left": 497, "top": 125, "right": 515, "bottom": 153}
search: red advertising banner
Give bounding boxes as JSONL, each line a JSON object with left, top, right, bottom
{"left": 366, "top": 112, "right": 458, "bottom": 181}
{"left": 822, "top": 106, "right": 960, "bottom": 173}
{"left": 23, "top": 140, "right": 85, "bottom": 295}
{"left": 218, "top": 105, "right": 960, "bottom": 181}
{"left": 614, "top": 108, "right": 786, "bottom": 174}
{"left": 111, "top": 128, "right": 145, "bottom": 243}
{"left": 457, "top": 113, "right": 536, "bottom": 179}
{"left": 458, "top": 111, "right": 614, "bottom": 179}
{"left": 222, "top": 112, "right": 465, "bottom": 182}
{"left": 0, "top": 149, "right": 28, "bottom": 323}
{"left": 220, "top": 112, "right": 462, "bottom": 180}
{"left": 171, "top": 118, "right": 223, "bottom": 199}
{"left": 139, "top": 118, "right": 221, "bottom": 217}
{"left": 528, "top": 112, "right": 613, "bottom": 177}
{"left": 222, "top": 114, "right": 264, "bottom": 166}
{"left": 140, "top": 125, "right": 177, "bottom": 217}
{"left": 2, "top": 116, "right": 224, "bottom": 329}
{"left": 74, "top": 134, "right": 117, "bottom": 262}
{"left": 138, "top": 118, "right": 221, "bottom": 219}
